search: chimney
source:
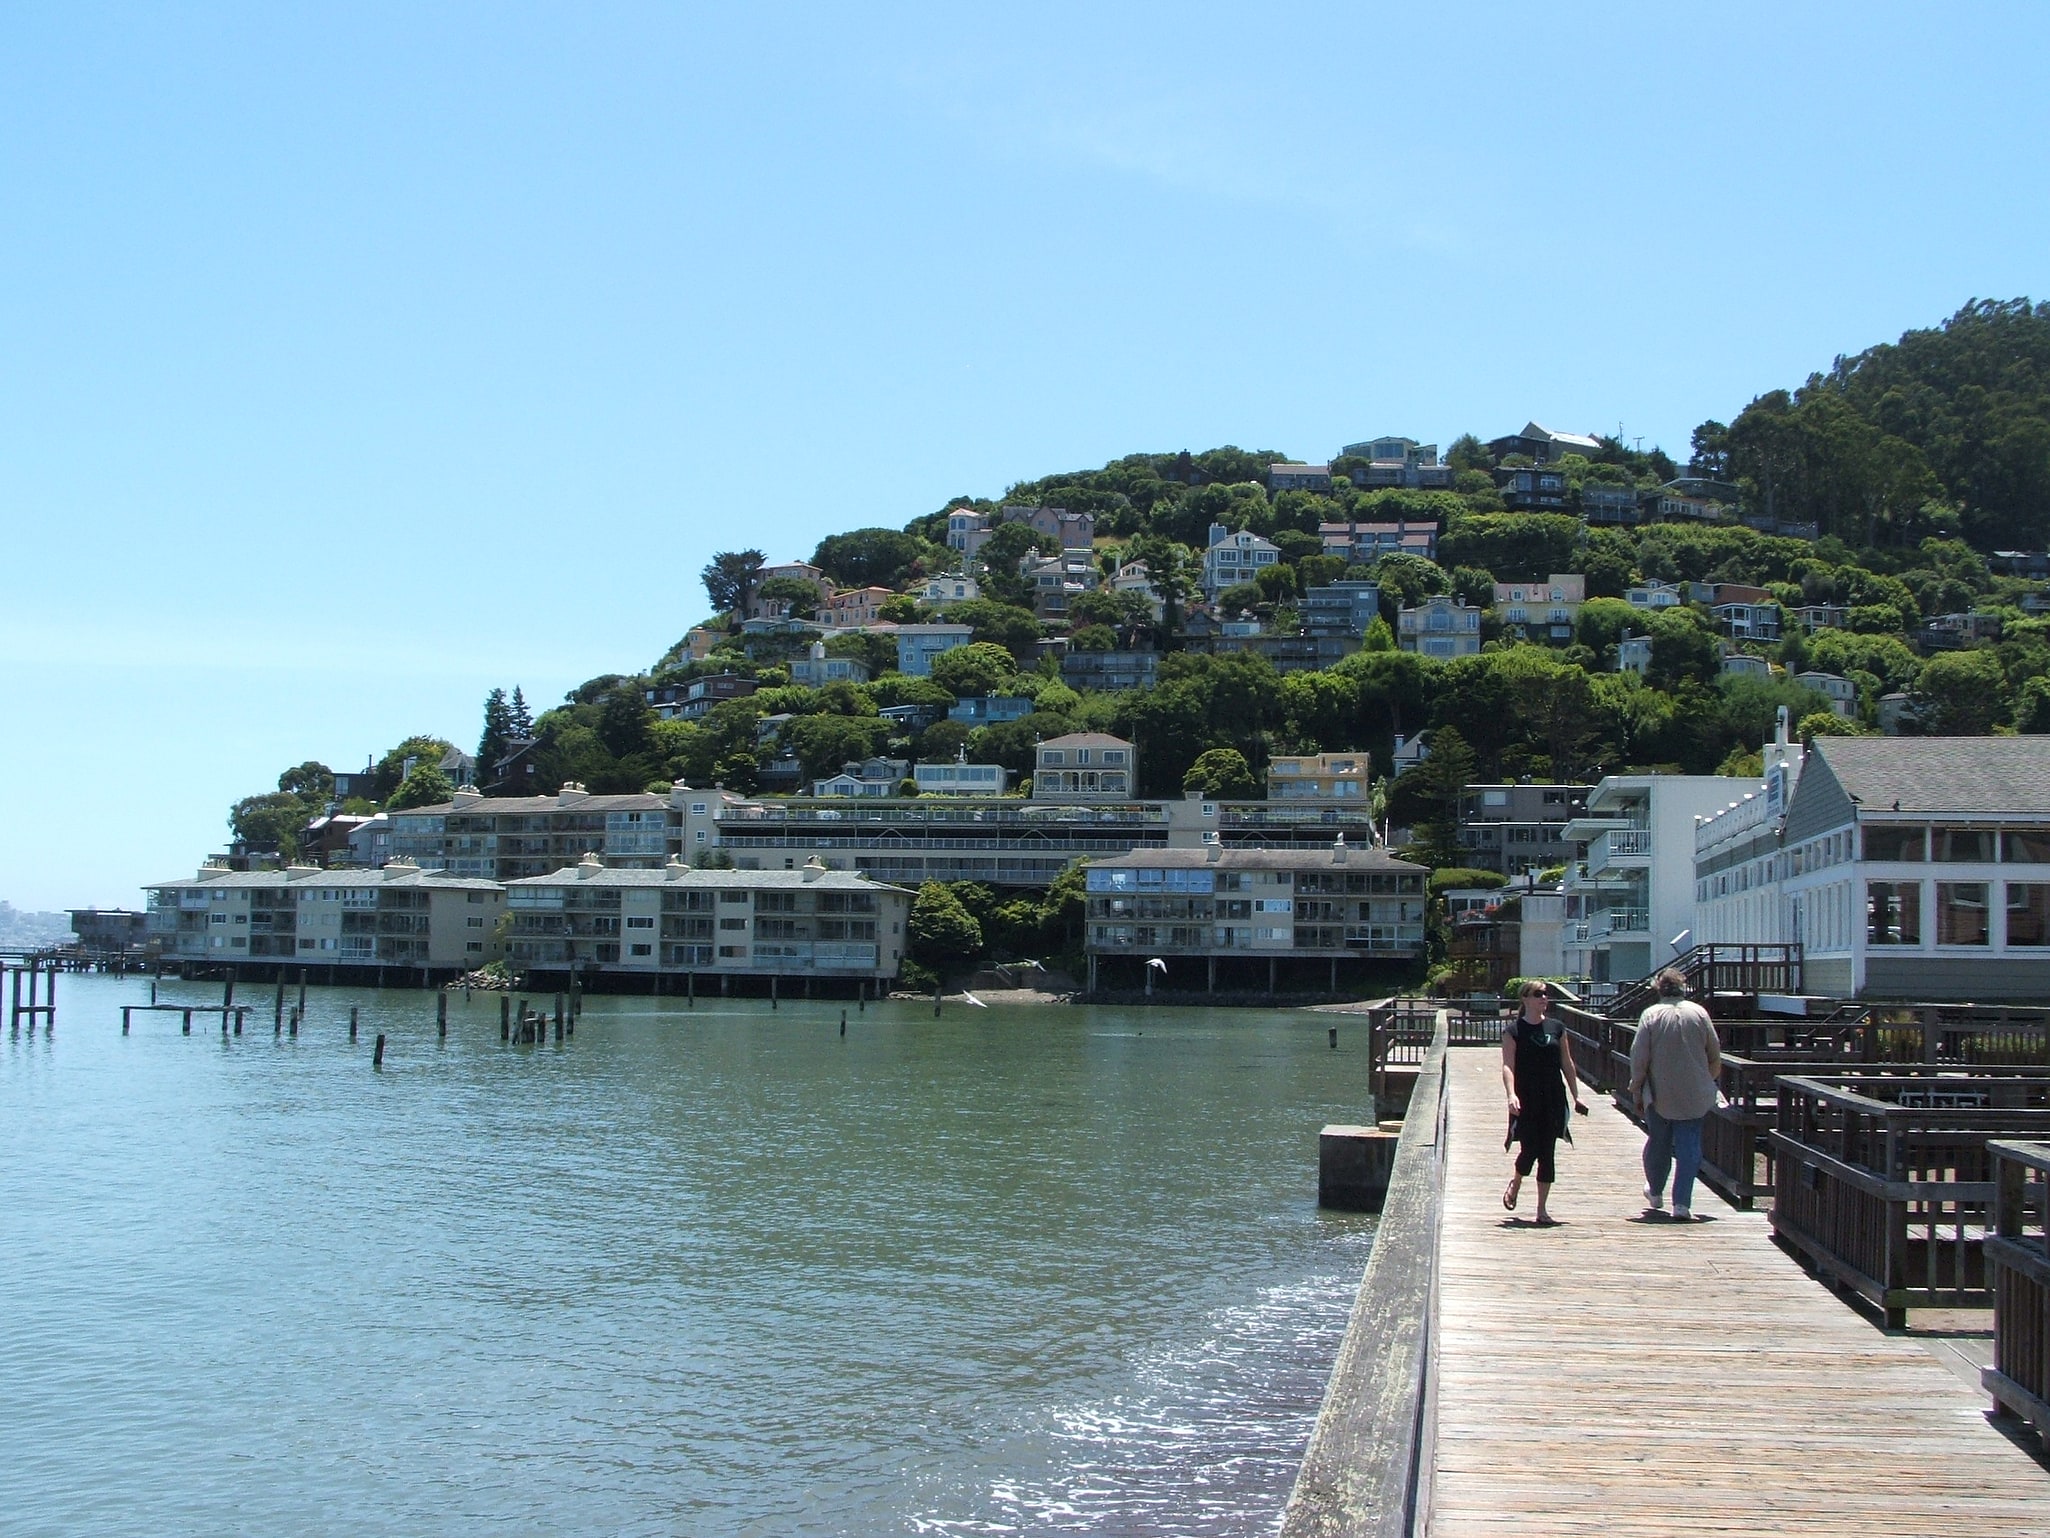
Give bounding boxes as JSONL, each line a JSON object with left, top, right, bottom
{"left": 558, "top": 782, "right": 587, "bottom": 806}
{"left": 1332, "top": 833, "right": 1348, "bottom": 865}
{"left": 576, "top": 852, "right": 603, "bottom": 879}
{"left": 1205, "top": 841, "right": 1222, "bottom": 864}
{"left": 665, "top": 854, "right": 688, "bottom": 880}
{"left": 802, "top": 856, "right": 827, "bottom": 882}
{"left": 453, "top": 787, "right": 483, "bottom": 809}
{"left": 1208, "top": 522, "right": 1228, "bottom": 548}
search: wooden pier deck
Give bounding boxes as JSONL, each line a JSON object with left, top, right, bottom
{"left": 1430, "top": 1047, "right": 2050, "bottom": 1536}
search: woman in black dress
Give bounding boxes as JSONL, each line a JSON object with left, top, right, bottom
{"left": 1501, "top": 981, "right": 1586, "bottom": 1225}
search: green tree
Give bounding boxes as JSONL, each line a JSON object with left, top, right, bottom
{"left": 922, "top": 598, "right": 1043, "bottom": 660}
{"left": 1646, "top": 610, "right": 1721, "bottom": 691}
{"left": 276, "top": 761, "right": 334, "bottom": 802}
{"left": 701, "top": 549, "right": 765, "bottom": 620}
{"left": 812, "top": 527, "right": 928, "bottom": 589}
{"left": 754, "top": 576, "right": 821, "bottom": 617}
{"left": 930, "top": 641, "right": 1019, "bottom": 697}
{"left": 597, "top": 684, "right": 658, "bottom": 760}
{"left": 907, "top": 881, "right": 983, "bottom": 975}
{"left": 1361, "top": 615, "right": 1396, "bottom": 652}
{"left": 373, "top": 736, "right": 455, "bottom": 802}
{"left": 229, "top": 791, "right": 311, "bottom": 856}
{"left": 1390, "top": 726, "right": 1477, "bottom": 868}
{"left": 478, "top": 688, "right": 515, "bottom": 777}
{"left": 787, "top": 714, "right": 892, "bottom": 781}
{"left": 1183, "top": 747, "right": 1257, "bottom": 797}
{"left": 387, "top": 763, "right": 456, "bottom": 811}
{"left": 1913, "top": 649, "right": 2008, "bottom": 734}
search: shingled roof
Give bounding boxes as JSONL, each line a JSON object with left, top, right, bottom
{"left": 1813, "top": 736, "right": 2050, "bottom": 817}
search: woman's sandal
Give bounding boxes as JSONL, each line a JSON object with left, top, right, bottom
{"left": 1502, "top": 1176, "right": 1520, "bottom": 1211}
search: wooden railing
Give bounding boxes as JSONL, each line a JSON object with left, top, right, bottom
{"left": 1282, "top": 1017, "right": 1448, "bottom": 1538}
{"left": 1983, "top": 1140, "right": 2050, "bottom": 1442}
{"left": 1770, "top": 1073, "right": 2050, "bottom": 1326}
{"left": 1365, "top": 999, "right": 1498, "bottom": 1117}
{"left": 1605, "top": 943, "right": 1803, "bottom": 1020}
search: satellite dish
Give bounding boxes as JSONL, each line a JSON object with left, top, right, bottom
{"left": 1669, "top": 929, "right": 1691, "bottom": 955}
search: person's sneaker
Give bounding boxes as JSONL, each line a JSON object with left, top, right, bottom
{"left": 1643, "top": 1185, "right": 1665, "bottom": 1212}
{"left": 1672, "top": 1205, "right": 1693, "bottom": 1221}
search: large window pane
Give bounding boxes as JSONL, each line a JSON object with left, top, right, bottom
{"left": 1866, "top": 881, "right": 1921, "bottom": 945}
{"left": 1863, "top": 825, "right": 1927, "bottom": 862}
{"left": 2008, "top": 884, "right": 2050, "bottom": 946}
{"left": 1934, "top": 828, "right": 1996, "bottom": 862}
{"left": 2005, "top": 830, "right": 2050, "bottom": 863}
{"left": 1937, "top": 882, "right": 1990, "bottom": 945}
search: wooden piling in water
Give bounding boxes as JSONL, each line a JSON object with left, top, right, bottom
{"left": 183, "top": 1009, "right": 191, "bottom": 1034}
{"left": 771, "top": 974, "right": 779, "bottom": 1010}
{"left": 372, "top": 1033, "right": 385, "bottom": 1067}
{"left": 297, "top": 969, "right": 307, "bottom": 1013}
{"left": 122, "top": 1006, "right": 131, "bottom": 1034}
{"left": 349, "top": 1006, "right": 359, "bottom": 1043}
{"left": 500, "top": 994, "right": 510, "bottom": 1038}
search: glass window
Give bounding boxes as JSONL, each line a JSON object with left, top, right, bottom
{"left": 1934, "top": 828, "right": 1996, "bottom": 862}
{"left": 1866, "top": 881, "right": 1921, "bottom": 945}
{"left": 1937, "top": 882, "right": 1990, "bottom": 945}
{"left": 1863, "top": 826, "right": 1926, "bottom": 862}
{"left": 2004, "top": 830, "right": 2050, "bottom": 863}
{"left": 2007, "top": 884, "right": 2050, "bottom": 946}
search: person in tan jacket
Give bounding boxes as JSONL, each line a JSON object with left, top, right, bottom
{"left": 1628, "top": 969, "right": 1721, "bottom": 1221}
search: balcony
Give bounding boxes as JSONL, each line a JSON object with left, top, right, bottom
{"left": 1586, "top": 827, "right": 1651, "bottom": 876}
{"left": 1592, "top": 907, "right": 1650, "bottom": 939}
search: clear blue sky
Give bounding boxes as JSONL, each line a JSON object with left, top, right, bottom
{"left": 3, "top": 3, "right": 2046, "bottom": 912}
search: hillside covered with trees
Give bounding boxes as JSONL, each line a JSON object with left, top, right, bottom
{"left": 226, "top": 299, "right": 2050, "bottom": 870}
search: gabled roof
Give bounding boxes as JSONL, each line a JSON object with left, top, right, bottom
{"left": 1038, "top": 733, "right": 1135, "bottom": 750}
{"left": 1811, "top": 736, "right": 2050, "bottom": 817}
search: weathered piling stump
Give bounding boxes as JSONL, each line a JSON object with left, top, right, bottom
{"left": 372, "top": 1033, "right": 386, "bottom": 1067}
{"left": 349, "top": 1006, "right": 359, "bottom": 1043}
{"left": 1318, "top": 1124, "right": 1399, "bottom": 1212}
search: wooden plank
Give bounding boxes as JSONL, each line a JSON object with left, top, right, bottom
{"left": 1431, "top": 1048, "right": 2050, "bottom": 1536}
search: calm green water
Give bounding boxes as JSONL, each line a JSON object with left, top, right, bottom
{"left": 0, "top": 975, "right": 1377, "bottom": 1536}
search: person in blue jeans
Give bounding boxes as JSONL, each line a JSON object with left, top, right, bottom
{"left": 1628, "top": 969, "right": 1722, "bottom": 1221}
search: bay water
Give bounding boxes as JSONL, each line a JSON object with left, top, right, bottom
{"left": 0, "top": 975, "right": 1376, "bottom": 1536}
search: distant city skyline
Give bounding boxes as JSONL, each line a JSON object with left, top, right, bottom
{"left": 4, "top": 4, "right": 2047, "bottom": 910}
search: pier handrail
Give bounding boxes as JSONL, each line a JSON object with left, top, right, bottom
{"left": 1281, "top": 1014, "right": 1449, "bottom": 1538}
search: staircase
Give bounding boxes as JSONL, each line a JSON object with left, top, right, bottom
{"left": 1603, "top": 943, "right": 1802, "bottom": 1020}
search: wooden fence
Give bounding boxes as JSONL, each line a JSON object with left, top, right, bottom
{"left": 1770, "top": 1073, "right": 2050, "bottom": 1326}
{"left": 1984, "top": 1139, "right": 2050, "bottom": 1448}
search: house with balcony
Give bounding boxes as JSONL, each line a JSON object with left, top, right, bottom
{"left": 920, "top": 574, "right": 981, "bottom": 604}
{"left": 947, "top": 508, "right": 994, "bottom": 559}
{"left": 1698, "top": 735, "right": 2050, "bottom": 1001}
{"left": 1625, "top": 580, "right": 1684, "bottom": 611}
{"left": 813, "top": 758, "right": 911, "bottom": 798}
{"left": 1617, "top": 635, "right": 1652, "bottom": 676}
{"left": 1110, "top": 561, "right": 1166, "bottom": 618}
{"left": 1720, "top": 652, "right": 1771, "bottom": 680}
{"left": 384, "top": 782, "right": 680, "bottom": 881}
{"left": 1495, "top": 466, "right": 1569, "bottom": 511}
{"left": 503, "top": 855, "right": 910, "bottom": 986}
{"left": 893, "top": 623, "right": 974, "bottom": 677}
{"left": 1710, "top": 585, "right": 1781, "bottom": 641}
{"left": 1001, "top": 504, "right": 1094, "bottom": 551}
{"left": 947, "top": 694, "right": 1034, "bottom": 726}
{"left": 1492, "top": 574, "right": 1584, "bottom": 641}
{"left": 1562, "top": 765, "right": 1783, "bottom": 988}
{"left": 1795, "top": 671, "right": 1856, "bottom": 716}
{"left": 1486, "top": 422, "right": 1603, "bottom": 464}
{"left": 790, "top": 642, "right": 870, "bottom": 688}
{"left": 822, "top": 587, "right": 894, "bottom": 627}
{"left": 1266, "top": 753, "right": 1372, "bottom": 801}
{"left": 1202, "top": 523, "right": 1281, "bottom": 596}
{"left": 912, "top": 757, "right": 1008, "bottom": 796}
{"left": 1082, "top": 841, "right": 1427, "bottom": 993}
{"left": 1340, "top": 436, "right": 1437, "bottom": 467}
{"left": 1319, "top": 519, "right": 1438, "bottom": 565}
{"left": 1457, "top": 783, "right": 1591, "bottom": 875}
{"left": 1034, "top": 734, "right": 1136, "bottom": 802}
{"left": 1268, "top": 463, "right": 1334, "bottom": 494}
{"left": 1581, "top": 483, "right": 1645, "bottom": 524}
{"left": 1397, "top": 594, "right": 1482, "bottom": 657}
{"left": 1020, "top": 549, "right": 1098, "bottom": 620}
{"left": 145, "top": 860, "right": 504, "bottom": 977}
{"left": 1791, "top": 603, "right": 1849, "bottom": 631}
{"left": 747, "top": 561, "right": 833, "bottom": 619}
{"left": 1060, "top": 648, "right": 1159, "bottom": 693}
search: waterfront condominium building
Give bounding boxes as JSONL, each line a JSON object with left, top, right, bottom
{"left": 1456, "top": 783, "right": 1592, "bottom": 876}
{"left": 1694, "top": 735, "right": 2050, "bottom": 1001}
{"left": 384, "top": 782, "right": 680, "bottom": 881}
{"left": 1266, "top": 753, "right": 1372, "bottom": 801}
{"left": 503, "top": 855, "right": 909, "bottom": 987}
{"left": 144, "top": 860, "right": 504, "bottom": 978}
{"left": 1561, "top": 753, "right": 1791, "bottom": 989}
{"left": 1082, "top": 840, "right": 1427, "bottom": 993}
